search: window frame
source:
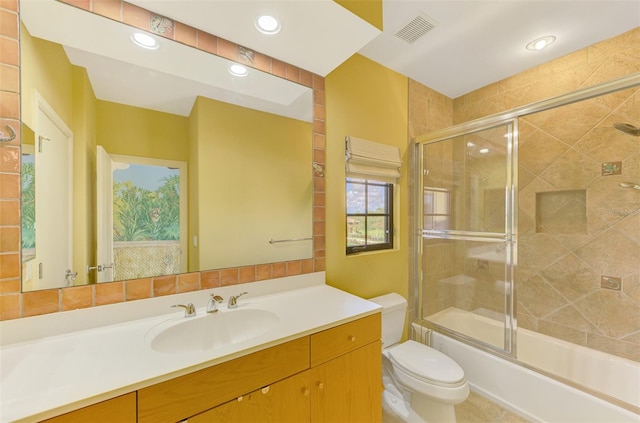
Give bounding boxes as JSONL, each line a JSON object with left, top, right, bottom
{"left": 346, "top": 178, "right": 394, "bottom": 255}
{"left": 423, "top": 186, "right": 452, "bottom": 231}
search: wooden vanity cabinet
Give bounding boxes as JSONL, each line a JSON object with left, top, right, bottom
{"left": 138, "top": 337, "right": 310, "bottom": 423}
{"left": 40, "top": 393, "right": 136, "bottom": 423}
{"left": 188, "top": 313, "right": 382, "bottom": 423}
{"left": 309, "top": 314, "right": 382, "bottom": 423}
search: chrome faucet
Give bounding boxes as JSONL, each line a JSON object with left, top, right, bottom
{"left": 172, "top": 303, "right": 196, "bottom": 317}
{"left": 207, "top": 294, "right": 224, "bottom": 313}
{"left": 228, "top": 292, "right": 248, "bottom": 308}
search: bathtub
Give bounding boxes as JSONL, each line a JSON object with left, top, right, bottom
{"left": 414, "top": 307, "right": 640, "bottom": 423}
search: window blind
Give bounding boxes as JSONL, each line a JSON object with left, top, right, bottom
{"left": 345, "top": 136, "right": 402, "bottom": 182}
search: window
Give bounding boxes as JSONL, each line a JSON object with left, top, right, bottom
{"left": 346, "top": 178, "right": 394, "bottom": 254}
{"left": 423, "top": 187, "right": 451, "bottom": 230}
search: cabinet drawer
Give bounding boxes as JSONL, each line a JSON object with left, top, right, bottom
{"left": 138, "top": 337, "right": 309, "bottom": 423}
{"left": 310, "top": 313, "right": 381, "bottom": 367}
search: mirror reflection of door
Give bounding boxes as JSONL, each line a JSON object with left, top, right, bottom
{"left": 96, "top": 146, "right": 187, "bottom": 282}
{"left": 21, "top": 94, "right": 74, "bottom": 291}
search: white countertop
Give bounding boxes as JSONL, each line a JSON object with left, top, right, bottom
{"left": 0, "top": 274, "right": 381, "bottom": 422}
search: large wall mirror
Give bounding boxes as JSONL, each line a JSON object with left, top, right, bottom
{"left": 20, "top": 0, "right": 315, "bottom": 292}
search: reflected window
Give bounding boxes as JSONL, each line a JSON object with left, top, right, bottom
{"left": 346, "top": 178, "right": 393, "bottom": 254}
{"left": 21, "top": 152, "right": 36, "bottom": 256}
{"left": 424, "top": 187, "right": 451, "bottom": 230}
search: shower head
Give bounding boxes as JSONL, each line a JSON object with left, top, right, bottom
{"left": 613, "top": 123, "right": 640, "bottom": 137}
{"left": 619, "top": 182, "right": 640, "bottom": 190}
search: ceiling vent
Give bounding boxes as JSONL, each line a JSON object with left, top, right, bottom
{"left": 394, "top": 14, "right": 438, "bottom": 44}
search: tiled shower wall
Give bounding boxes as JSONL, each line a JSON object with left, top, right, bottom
{"left": 516, "top": 87, "right": 639, "bottom": 362}
{"left": 411, "top": 27, "right": 639, "bottom": 361}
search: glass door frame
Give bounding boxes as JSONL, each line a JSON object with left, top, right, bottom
{"left": 415, "top": 119, "right": 518, "bottom": 357}
{"left": 411, "top": 72, "right": 640, "bottom": 359}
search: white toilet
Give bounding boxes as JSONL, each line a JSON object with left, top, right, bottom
{"left": 369, "top": 293, "right": 469, "bottom": 423}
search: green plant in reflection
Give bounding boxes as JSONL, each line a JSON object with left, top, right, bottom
{"left": 21, "top": 160, "right": 36, "bottom": 249}
{"left": 113, "top": 174, "right": 180, "bottom": 242}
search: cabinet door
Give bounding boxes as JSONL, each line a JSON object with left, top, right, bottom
{"left": 41, "top": 393, "right": 136, "bottom": 423}
{"left": 311, "top": 341, "right": 382, "bottom": 423}
{"left": 138, "top": 337, "right": 309, "bottom": 423}
{"left": 189, "top": 371, "right": 310, "bottom": 423}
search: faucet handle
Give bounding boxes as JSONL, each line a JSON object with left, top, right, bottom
{"left": 207, "top": 294, "right": 224, "bottom": 314}
{"left": 228, "top": 291, "right": 248, "bottom": 308}
{"left": 172, "top": 303, "right": 196, "bottom": 317}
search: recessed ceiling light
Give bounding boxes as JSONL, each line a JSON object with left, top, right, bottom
{"left": 228, "top": 64, "right": 249, "bottom": 77}
{"left": 526, "top": 35, "right": 556, "bottom": 51}
{"left": 255, "top": 15, "right": 281, "bottom": 35}
{"left": 479, "top": 148, "right": 490, "bottom": 154}
{"left": 131, "top": 32, "right": 159, "bottom": 50}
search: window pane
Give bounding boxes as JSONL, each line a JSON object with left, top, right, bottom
{"left": 346, "top": 181, "right": 366, "bottom": 214}
{"left": 347, "top": 216, "right": 366, "bottom": 247}
{"left": 346, "top": 178, "right": 393, "bottom": 254}
{"left": 433, "top": 190, "right": 450, "bottom": 214}
{"left": 367, "top": 216, "right": 389, "bottom": 244}
{"left": 368, "top": 184, "right": 388, "bottom": 213}
{"left": 424, "top": 192, "right": 434, "bottom": 214}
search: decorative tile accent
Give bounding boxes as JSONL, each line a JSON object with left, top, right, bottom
{"left": 601, "top": 275, "right": 622, "bottom": 291}
{"left": 150, "top": 15, "right": 173, "bottom": 36}
{"left": 312, "top": 162, "right": 325, "bottom": 177}
{"left": 238, "top": 47, "right": 254, "bottom": 64}
{"left": 601, "top": 161, "right": 622, "bottom": 176}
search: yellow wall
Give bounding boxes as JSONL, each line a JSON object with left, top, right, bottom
{"left": 188, "top": 100, "right": 201, "bottom": 271}
{"left": 71, "top": 66, "right": 97, "bottom": 284}
{"left": 334, "top": 0, "right": 383, "bottom": 31}
{"left": 325, "top": 54, "right": 409, "bottom": 300}
{"left": 20, "top": 24, "right": 73, "bottom": 128}
{"left": 95, "top": 101, "right": 189, "bottom": 161}
{"left": 190, "top": 97, "right": 313, "bottom": 269}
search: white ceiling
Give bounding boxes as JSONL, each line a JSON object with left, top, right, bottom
{"left": 360, "top": 0, "right": 640, "bottom": 98}
{"left": 127, "top": 0, "right": 640, "bottom": 98}
{"left": 21, "top": 0, "right": 640, "bottom": 119}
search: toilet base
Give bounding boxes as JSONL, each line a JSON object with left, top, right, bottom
{"left": 411, "top": 392, "right": 457, "bottom": 423}
{"left": 382, "top": 389, "right": 426, "bottom": 423}
{"left": 382, "top": 387, "right": 460, "bottom": 423}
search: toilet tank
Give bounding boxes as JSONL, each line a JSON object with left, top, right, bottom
{"left": 368, "top": 293, "right": 407, "bottom": 348}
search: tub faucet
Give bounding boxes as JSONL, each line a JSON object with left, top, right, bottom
{"left": 228, "top": 292, "right": 248, "bottom": 308}
{"left": 207, "top": 294, "right": 224, "bottom": 313}
{"left": 172, "top": 303, "right": 196, "bottom": 317}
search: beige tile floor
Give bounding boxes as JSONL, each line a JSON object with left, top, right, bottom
{"left": 382, "top": 391, "right": 531, "bottom": 423}
{"left": 455, "top": 391, "right": 531, "bottom": 423}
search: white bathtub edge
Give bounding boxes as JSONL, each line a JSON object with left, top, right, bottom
{"left": 427, "top": 330, "right": 640, "bottom": 423}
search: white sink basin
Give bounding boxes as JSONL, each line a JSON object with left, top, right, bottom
{"left": 146, "top": 307, "right": 279, "bottom": 354}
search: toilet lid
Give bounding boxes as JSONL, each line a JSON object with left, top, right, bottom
{"left": 388, "top": 340, "right": 464, "bottom": 386}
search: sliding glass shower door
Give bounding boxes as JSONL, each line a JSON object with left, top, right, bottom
{"left": 416, "top": 120, "right": 517, "bottom": 355}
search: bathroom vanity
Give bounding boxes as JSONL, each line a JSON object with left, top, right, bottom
{"left": 0, "top": 275, "right": 382, "bottom": 423}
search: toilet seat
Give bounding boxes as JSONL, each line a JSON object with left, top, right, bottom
{"left": 387, "top": 340, "right": 465, "bottom": 388}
